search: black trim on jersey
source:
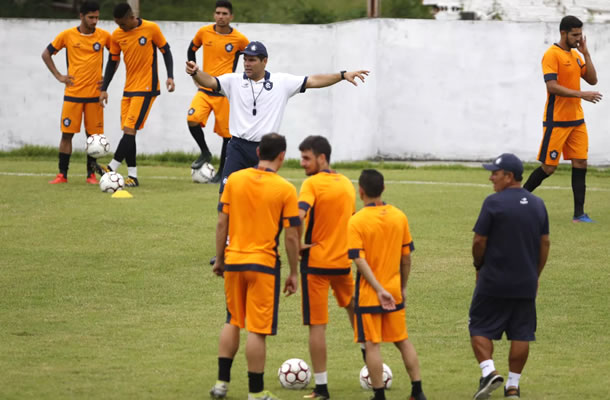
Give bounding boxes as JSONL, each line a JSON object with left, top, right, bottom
{"left": 300, "top": 77, "right": 308, "bottom": 93}
{"left": 217, "top": 201, "right": 227, "bottom": 212}
{"left": 539, "top": 94, "right": 555, "bottom": 163}
{"left": 225, "top": 263, "right": 276, "bottom": 275}
{"left": 134, "top": 95, "right": 153, "bottom": 130}
{"left": 348, "top": 249, "right": 361, "bottom": 259}
{"left": 215, "top": 77, "right": 221, "bottom": 92}
{"left": 123, "top": 90, "right": 161, "bottom": 97}
{"left": 298, "top": 201, "right": 311, "bottom": 212}
{"left": 543, "top": 119, "right": 584, "bottom": 128}
{"left": 47, "top": 44, "right": 57, "bottom": 54}
{"left": 403, "top": 242, "right": 415, "bottom": 252}
{"left": 199, "top": 87, "right": 225, "bottom": 97}
{"left": 287, "top": 216, "right": 301, "bottom": 227}
{"left": 302, "top": 267, "right": 351, "bottom": 276}
{"left": 544, "top": 73, "right": 558, "bottom": 82}
{"left": 63, "top": 96, "right": 99, "bottom": 103}
{"left": 356, "top": 302, "right": 405, "bottom": 315}
{"left": 225, "top": 308, "right": 232, "bottom": 324}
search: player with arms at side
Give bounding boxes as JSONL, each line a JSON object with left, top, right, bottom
{"left": 297, "top": 135, "right": 357, "bottom": 400}
{"left": 97, "top": 2, "right": 175, "bottom": 187}
{"left": 523, "top": 15, "right": 602, "bottom": 222}
{"left": 210, "top": 133, "right": 300, "bottom": 400}
{"left": 42, "top": 1, "right": 110, "bottom": 185}
{"left": 187, "top": 0, "right": 248, "bottom": 182}
{"left": 348, "top": 170, "right": 427, "bottom": 400}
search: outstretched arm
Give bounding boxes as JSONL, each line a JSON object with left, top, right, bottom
{"left": 186, "top": 61, "right": 219, "bottom": 91}
{"left": 306, "top": 70, "right": 369, "bottom": 89}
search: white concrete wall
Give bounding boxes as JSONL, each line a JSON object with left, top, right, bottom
{"left": 1, "top": 18, "right": 609, "bottom": 164}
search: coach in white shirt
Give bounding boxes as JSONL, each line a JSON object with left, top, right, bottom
{"left": 186, "top": 40, "right": 369, "bottom": 193}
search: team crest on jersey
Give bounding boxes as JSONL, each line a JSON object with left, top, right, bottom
{"left": 550, "top": 150, "right": 558, "bottom": 160}
{"left": 93, "top": 42, "right": 101, "bottom": 52}
{"left": 225, "top": 43, "right": 234, "bottom": 52}
{"left": 138, "top": 36, "right": 147, "bottom": 46}
{"left": 188, "top": 108, "right": 195, "bottom": 115}
{"left": 63, "top": 118, "right": 71, "bottom": 127}
{"left": 263, "top": 81, "right": 273, "bottom": 91}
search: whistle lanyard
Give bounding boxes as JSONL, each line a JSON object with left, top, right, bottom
{"left": 249, "top": 79, "right": 265, "bottom": 116}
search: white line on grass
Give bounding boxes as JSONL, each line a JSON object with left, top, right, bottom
{"left": 2, "top": 171, "right": 609, "bottom": 192}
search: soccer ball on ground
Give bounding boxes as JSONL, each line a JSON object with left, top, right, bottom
{"left": 99, "top": 171, "right": 125, "bottom": 193}
{"left": 86, "top": 134, "right": 110, "bottom": 158}
{"left": 359, "top": 364, "right": 393, "bottom": 390}
{"left": 278, "top": 358, "right": 311, "bottom": 389}
{"left": 191, "top": 162, "right": 216, "bottom": 183}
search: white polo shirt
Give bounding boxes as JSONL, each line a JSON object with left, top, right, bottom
{"left": 216, "top": 71, "right": 307, "bottom": 142}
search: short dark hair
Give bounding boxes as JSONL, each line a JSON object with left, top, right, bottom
{"left": 560, "top": 15, "right": 583, "bottom": 32}
{"left": 359, "top": 169, "right": 384, "bottom": 198}
{"left": 216, "top": 0, "right": 233, "bottom": 13}
{"left": 298, "top": 135, "right": 331, "bottom": 163}
{"left": 80, "top": 1, "right": 99, "bottom": 15}
{"left": 113, "top": 3, "right": 132, "bottom": 19}
{"left": 259, "top": 133, "right": 286, "bottom": 161}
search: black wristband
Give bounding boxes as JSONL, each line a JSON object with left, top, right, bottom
{"left": 340, "top": 70, "right": 346, "bottom": 80}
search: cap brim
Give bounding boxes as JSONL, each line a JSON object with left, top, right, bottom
{"left": 482, "top": 163, "right": 500, "bottom": 171}
{"left": 242, "top": 51, "right": 266, "bottom": 56}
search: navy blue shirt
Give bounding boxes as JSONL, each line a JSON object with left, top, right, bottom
{"left": 473, "top": 187, "right": 549, "bottom": 299}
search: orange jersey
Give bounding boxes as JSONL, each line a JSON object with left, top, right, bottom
{"left": 109, "top": 19, "right": 169, "bottom": 95}
{"left": 542, "top": 44, "right": 587, "bottom": 124}
{"left": 48, "top": 27, "right": 110, "bottom": 99}
{"left": 190, "top": 24, "right": 249, "bottom": 77}
{"left": 348, "top": 203, "right": 414, "bottom": 308}
{"left": 219, "top": 167, "right": 300, "bottom": 269}
{"left": 299, "top": 170, "right": 355, "bottom": 270}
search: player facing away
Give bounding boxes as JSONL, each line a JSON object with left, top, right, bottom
{"left": 42, "top": 1, "right": 110, "bottom": 185}
{"left": 297, "top": 135, "right": 357, "bottom": 400}
{"left": 186, "top": 0, "right": 248, "bottom": 182}
{"left": 348, "top": 170, "right": 426, "bottom": 400}
{"left": 522, "top": 15, "right": 602, "bottom": 222}
{"left": 97, "top": 2, "right": 175, "bottom": 187}
{"left": 210, "top": 134, "right": 300, "bottom": 400}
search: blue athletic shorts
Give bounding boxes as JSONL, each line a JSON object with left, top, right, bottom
{"left": 219, "top": 137, "right": 260, "bottom": 193}
{"left": 468, "top": 292, "right": 537, "bottom": 341}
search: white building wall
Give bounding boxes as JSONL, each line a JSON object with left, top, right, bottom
{"left": 1, "top": 18, "right": 609, "bottom": 164}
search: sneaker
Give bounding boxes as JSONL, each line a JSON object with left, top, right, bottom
{"left": 49, "top": 173, "right": 67, "bottom": 184}
{"left": 86, "top": 173, "right": 99, "bottom": 184}
{"left": 504, "top": 386, "right": 520, "bottom": 398}
{"left": 210, "top": 173, "right": 222, "bottom": 184}
{"left": 209, "top": 381, "right": 228, "bottom": 399}
{"left": 191, "top": 152, "right": 212, "bottom": 169}
{"left": 94, "top": 163, "right": 111, "bottom": 176}
{"left": 473, "top": 373, "right": 504, "bottom": 400}
{"left": 210, "top": 256, "right": 216, "bottom": 266}
{"left": 409, "top": 393, "right": 427, "bottom": 400}
{"left": 573, "top": 213, "right": 595, "bottom": 223}
{"left": 124, "top": 176, "right": 139, "bottom": 187}
{"left": 304, "top": 391, "right": 329, "bottom": 399}
{"left": 248, "top": 390, "right": 280, "bottom": 400}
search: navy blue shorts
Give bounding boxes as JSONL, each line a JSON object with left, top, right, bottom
{"left": 469, "top": 292, "right": 537, "bottom": 341}
{"left": 219, "top": 137, "right": 260, "bottom": 193}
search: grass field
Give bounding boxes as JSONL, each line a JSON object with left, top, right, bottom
{"left": 1, "top": 153, "right": 609, "bottom": 400}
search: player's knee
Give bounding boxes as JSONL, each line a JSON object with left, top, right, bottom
{"left": 541, "top": 164, "right": 557, "bottom": 175}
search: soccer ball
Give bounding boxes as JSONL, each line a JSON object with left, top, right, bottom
{"left": 359, "top": 364, "right": 393, "bottom": 390}
{"left": 99, "top": 171, "right": 125, "bottom": 193}
{"left": 278, "top": 358, "right": 311, "bottom": 389}
{"left": 191, "top": 162, "right": 216, "bottom": 183}
{"left": 86, "top": 134, "right": 110, "bottom": 158}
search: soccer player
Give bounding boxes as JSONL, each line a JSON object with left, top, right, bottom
{"left": 523, "top": 15, "right": 602, "bottom": 222}
{"left": 470, "top": 153, "right": 550, "bottom": 399}
{"left": 42, "top": 1, "right": 110, "bottom": 185}
{"left": 348, "top": 170, "right": 426, "bottom": 400}
{"left": 187, "top": 0, "right": 248, "bottom": 183}
{"left": 97, "top": 3, "right": 175, "bottom": 187}
{"left": 297, "top": 135, "right": 356, "bottom": 400}
{"left": 210, "top": 133, "right": 300, "bottom": 400}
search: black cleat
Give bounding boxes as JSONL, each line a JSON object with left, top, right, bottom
{"left": 504, "top": 386, "right": 520, "bottom": 398}
{"left": 124, "top": 176, "right": 139, "bottom": 187}
{"left": 191, "top": 152, "right": 212, "bottom": 169}
{"left": 473, "top": 373, "right": 504, "bottom": 400}
{"left": 209, "top": 256, "right": 216, "bottom": 266}
{"left": 210, "top": 173, "right": 222, "bottom": 184}
{"left": 94, "top": 163, "right": 111, "bottom": 176}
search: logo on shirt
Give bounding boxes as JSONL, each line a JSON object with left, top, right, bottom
{"left": 263, "top": 81, "right": 273, "bottom": 91}
{"left": 494, "top": 156, "right": 502, "bottom": 165}
{"left": 93, "top": 42, "right": 101, "bottom": 52}
{"left": 520, "top": 197, "right": 529, "bottom": 205}
{"left": 188, "top": 108, "right": 195, "bottom": 115}
{"left": 63, "top": 118, "right": 71, "bottom": 127}
{"left": 550, "top": 150, "right": 558, "bottom": 160}
{"left": 138, "top": 36, "right": 147, "bottom": 46}
{"left": 225, "top": 43, "right": 233, "bottom": 52}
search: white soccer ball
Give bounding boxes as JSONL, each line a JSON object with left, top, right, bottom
{"left": 86, "top": 134, "right": 110, "bottom": 158}
{"left": 278, "top": 358, "right": 311, "bottom": 389}
{"left": 359, "top": 364, "right": 393, "bottom": 390}
{"left": 191, "top": 162, "right": 216, "bottom": 183}
{"left": 99, "top": 171, "right": 125, "bottom": 193}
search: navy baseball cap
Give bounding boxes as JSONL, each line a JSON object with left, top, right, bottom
{"left": 242, "top": 41, "right": 268, "bottom": 57}
{"left": 482, "top": 153, "right": 523, "bottom": 180}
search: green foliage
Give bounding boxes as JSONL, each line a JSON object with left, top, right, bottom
{"left": 381, "top": 0, "right": 434, "bottom": 19}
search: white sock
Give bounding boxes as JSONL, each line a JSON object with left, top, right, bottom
{"left": 360, "top": 343, "right": 366, "bottom": 350}
{"left": 109, "top": 159, "right": 121, "bottom": 171}
{"left": 506, "top": 371, "right": 521, "bottom": 388}
{"left": 127, "top": 166, "right": 137, "bottom": 178}
{"left": 479, "top": 359, "right": 495, "bottom": 377}
{"left": 314, "top": 371, "right": 328, "bottom": 385}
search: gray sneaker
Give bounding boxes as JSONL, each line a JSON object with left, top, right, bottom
{"left": 209, "top": 381, "right": 228, "bottom": 399}
{"left": 473, "top": 373, "right": 504, "bottom": 400}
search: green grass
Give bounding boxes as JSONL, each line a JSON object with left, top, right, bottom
{"left": 1, "top": 157, "right": 609, "bottom": 399}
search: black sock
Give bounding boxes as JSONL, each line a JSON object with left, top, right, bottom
{"left": 58, "top": 152, "right": 70, "bottom": 178}
{"left": 248, "top": 371, "right": 264, "bottom": 393}
{"left": 523, "top": 166, "right": 550, "bottom": 192}
{"left": 114, "top": 134, "right": 135, "bottom": 164}
{"left": 218, "top": 138, "right": 230, "bottom": 176}
{"left": 411, "top": 380, "right": 423, "bottom": 396}
{"left": 125, "top": 136, "right": 137, "bottom": 168}
{"left": 314, "top": 384, "right": 329, "bottom": 396}
{"left": 188, "top": 124, "right": 211, "bottom": 156}
{"left": 572, "top": 167, "right": 587, "bottom": 217}
{"left": 218, "top": 357, "right": 233, "bottom": 382}
{"left": 361, "top": 346, "right": 367, "bottom": 363}
{"left": 86, "top": 155, "right": 96, "bottom": 175}
{"left": 373, "top": 387, "right": 385, "bottom": 400}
